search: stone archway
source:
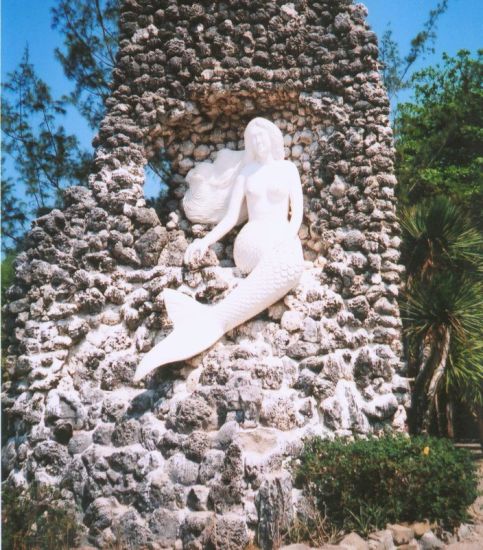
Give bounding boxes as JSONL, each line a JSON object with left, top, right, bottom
{"left": 2, "top": 1, "right": 409, "bottom": 548}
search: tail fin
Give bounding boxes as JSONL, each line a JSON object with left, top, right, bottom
{"left": 163, "top": 288, "right": 199, "bottom": 326}
{"left": 133, "top": 289, "right": 223, "bottom": 381}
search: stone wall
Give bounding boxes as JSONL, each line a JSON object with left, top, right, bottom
{"left": 2, "top": 1, "right": 409, "bottom": 548}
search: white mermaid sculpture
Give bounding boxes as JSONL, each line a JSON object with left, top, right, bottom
{"left": 182, "top": 148, "right": 247, "bottom": 225}
{"left": 134, "top": 117, "right": 305, "bottom": 381}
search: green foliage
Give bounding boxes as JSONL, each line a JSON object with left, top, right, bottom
{"left": 399, "top": 197, "right": 483, "bottom": 434}
{"left": 1, "top": 170, "right": 27, "bottom": 251}
{"left": 395, "top": 51, "right": 483, "bottom": 436}
{"left": 295, "top": 435, "right": 478, "bottom": 534}
{"left": 402, "top": 272, "right": 483, "bottom": 429}
{"left": 51, "top": 0, "right": 120, "bottom": 128}
{"left": 2, "top": 483, "right": 81, "bottom": 550}
{"left": 0, "top": 1, "right": 173, "bottom": 255}
{"left": 1, "top": 48, "right": 92, "bottom": 253}
{"left": 403, "top": 273, "right": 482, "bottom": 347}
{"left": 1, "top": 251, "right": 17, "bottom": 381}
{"left": 400, "top": 196, "right": 483, "bottom": 281}
{"left": 379, "top": 27, "right": 402, "bottom": 98}
{"left": 395, "top": 50, "right": 483, "bottom": 218}
{"left": 346, "top": 504, "right": 387, "bottom": 538}
{"left": 1, "top": 252, "right": 16, "bottom": 304}
{"left": 1, "top": 2, "right": 120, "bottom": 253}
{"left": 379, "top": 1, "right": 448, "bottom": 99}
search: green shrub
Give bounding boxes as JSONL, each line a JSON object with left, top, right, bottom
{"left": 294, "top": 435, "right": 477, "bottom": 533}
{"left": 1, "top": 251, "right": 16, "bottom": 304}
{"left": 2, "top": 483, "right": 81, "bottom": 550}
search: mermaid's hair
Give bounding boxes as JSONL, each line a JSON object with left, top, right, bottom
{"left": 183, "top": 118, "right": 284, "bottom": 224}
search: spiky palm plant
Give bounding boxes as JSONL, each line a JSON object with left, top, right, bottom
{"left": 400, "top": 196, "right": 483, "bottom": 281}
{"left": 400, "top": 197, "right": 483, "bottom": 436}
{"left": 402, "top": 273, "right": 482, "bottom": 434}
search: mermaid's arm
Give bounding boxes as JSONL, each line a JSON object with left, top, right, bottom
{"left": 185, "top": 175, "right": 245, "bottom": 263}
{"left": 203, "top": 175, "right": 245, "bottom": 246}
{"left": 288, "top": 165, "right": 303, "bottom": 237}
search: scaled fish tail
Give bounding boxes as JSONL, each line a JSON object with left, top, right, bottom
{"left": 133, "top": 289, "right": 223, "bottom": 381}
{"left": 134, "top": 241, "right": 304, "bottom": 381}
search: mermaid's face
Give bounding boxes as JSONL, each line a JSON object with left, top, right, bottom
{"left": 249, "top": 126, "right": 272, "bottom": 162}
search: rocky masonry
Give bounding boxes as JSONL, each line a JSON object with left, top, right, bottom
{"left": 2, "top": 1, "right": 409, "bottom": 548}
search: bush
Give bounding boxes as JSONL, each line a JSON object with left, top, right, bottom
{"left": 294, "top": 435, "right": 477, "bottom": 533}
{"left": 1, "top": 251, "right": 16, "bottom": 304}
{"left": 2, "top": 483, "right": 81, "bottom": 550}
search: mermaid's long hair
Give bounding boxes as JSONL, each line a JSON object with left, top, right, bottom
{"left": 183, "top": 118, "right": 284, "bottom": 224}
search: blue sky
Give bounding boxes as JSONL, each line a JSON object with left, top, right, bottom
{"left": 1, "top": 0, "right": 482, "bottom": 203}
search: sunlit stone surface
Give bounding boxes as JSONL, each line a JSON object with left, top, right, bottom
{"left": 2, "top": 1, "right": 409, "bottom": 547}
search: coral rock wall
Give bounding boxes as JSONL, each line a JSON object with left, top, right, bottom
{"left": 2, "top": 1, "right": 409, "bottom": 548}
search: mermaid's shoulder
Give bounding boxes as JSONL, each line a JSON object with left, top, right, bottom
{"left": 279, "top": 159, "right": 301, "bottom": 181}
{"left": 280, "top": 159, "right": 298, "bottom": 170}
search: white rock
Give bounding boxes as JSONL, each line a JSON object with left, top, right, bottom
{"left": 420, "top": 531, "right": 444, "bottom": 550}
{"left": 330, "top": 175, "right": 347, "bottom": 198}
{"left": 291, "top": 144, "right": 303, "bottom": 158}
{"left": 281, "top": 310, "right": 305, "bottom": 332}
{"left": 166, "top": 453, "right": 199, "bottom": 485}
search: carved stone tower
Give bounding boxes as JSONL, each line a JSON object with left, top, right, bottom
{"left": 3, "top": 1, "right": 408, "bottom": 547}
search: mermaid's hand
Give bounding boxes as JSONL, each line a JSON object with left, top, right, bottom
{"left": 184, "top": 238, "right": 209, "bottom": 264}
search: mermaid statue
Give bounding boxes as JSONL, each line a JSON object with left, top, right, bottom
{"left": 134, "top": 117, "right": 305, "bottom": 381}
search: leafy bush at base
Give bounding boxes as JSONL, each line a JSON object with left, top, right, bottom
{"left": 294, "top": 435, "right": 477, "bottom": 532}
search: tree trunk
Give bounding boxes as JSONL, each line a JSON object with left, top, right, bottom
{"left": 410, "top": 336, "right": 436, "bottom": 433}
{"left": 446, "top": 398, "right": 454, "bottom": 439}
{"left": 478, "top": 405, "right": 483, "bottom": 450}
{"left": 422, "top": 327, "right": 451, "bottom": 433}
{"left": 435, "top": 392, "right": 444, "bottom": 437}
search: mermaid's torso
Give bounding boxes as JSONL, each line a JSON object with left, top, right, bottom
{"left": 233, "top": 160, "right": 300, "bottom": 274}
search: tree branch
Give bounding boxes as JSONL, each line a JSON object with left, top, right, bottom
{"left": 94, "top": 0, "right": 117, "bottom": 66}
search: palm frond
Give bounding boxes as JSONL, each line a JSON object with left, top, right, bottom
{"left": 445, "top": 338, "right": 483, "bottom": 406}
{"left": 400, "top": 196, "right": 483, "bottom": 279}
{"left": 401, "top": 273, "right": 482, "bottom": 343}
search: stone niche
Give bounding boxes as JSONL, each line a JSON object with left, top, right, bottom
{"left": 2, "top": 1, "right": 409, "bottom": 548}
